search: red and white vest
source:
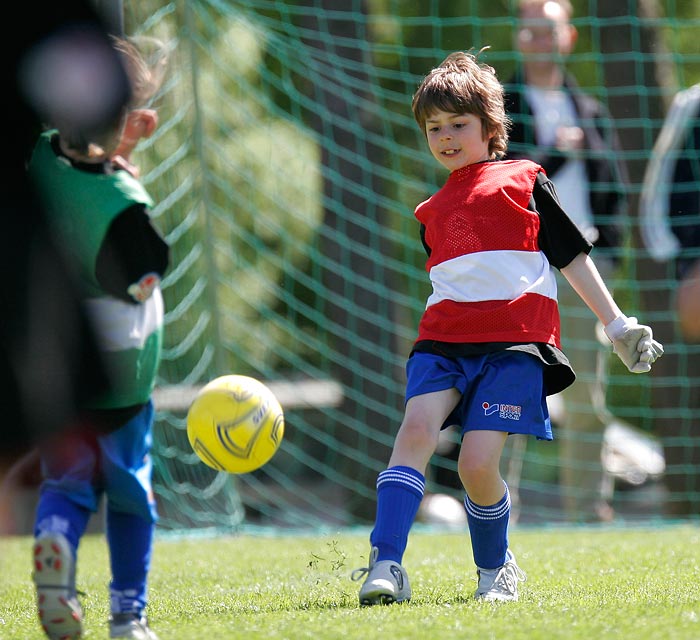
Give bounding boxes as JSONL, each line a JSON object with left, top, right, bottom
{"left": 415, "top": 159, "right": 561, "bottom": 348}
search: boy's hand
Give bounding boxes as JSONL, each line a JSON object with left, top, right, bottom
{"left": 127, "top": 272, "right": 160, "bottom": 303}
{"left": 604, "top": 315, "right": 664, "bottom": 373}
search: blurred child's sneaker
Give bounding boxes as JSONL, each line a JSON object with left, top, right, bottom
{"left": 474, "top": 549, "right": 526, "bottom": 602}
{"left": 110, "top": 613, "right": 159, "bottom": 639}
{"left": 351, "top": 546, "right": 411, "bottom": 605}
{"left": 33, "top": 533, "right": 83, "bottom": 640}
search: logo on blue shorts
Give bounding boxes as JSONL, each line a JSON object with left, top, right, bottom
{"left": 482, "top": 402, "right": 522, "bottom": 421}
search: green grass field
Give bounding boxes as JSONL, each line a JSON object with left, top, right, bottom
{"left": 1, "top": 524, "right": 699, "bottom": 640}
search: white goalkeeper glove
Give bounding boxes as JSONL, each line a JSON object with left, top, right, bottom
{"left": 603, "top": 315, "right": 664, "bottom": 373}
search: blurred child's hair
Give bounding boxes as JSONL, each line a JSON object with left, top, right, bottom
{"left": 61, "top": 35, "right": 169, "bottom": 155}
{"left": 114, "top": 35, "right": 169, "bottom": 109}
{"left": 411, "top": 49, "right": 510, "bottom": 159}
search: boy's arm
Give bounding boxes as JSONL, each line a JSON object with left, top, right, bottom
{"left": 559, "top": 253, "right": 621, "bottom": 324}
{"left": 560, "top": 253, "right": 664, "bottom": 373}
{"left": 96, "top": 204, "right": 169, "bottom": 303}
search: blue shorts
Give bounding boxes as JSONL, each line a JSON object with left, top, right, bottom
{"left": 405, "top": 351, "right": 552, "bottom": 440}
{"left": 39, "top": 400, "right": 158, "bottom": 522}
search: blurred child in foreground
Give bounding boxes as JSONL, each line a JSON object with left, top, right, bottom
{"left": 28, "top": 36, "right": 169, "bottom": 640}
{"left": 3, "top": 0, "right": 128, "bottom": 480}
{"left": 352, "top": 50, "right": 662, "bottom": 605}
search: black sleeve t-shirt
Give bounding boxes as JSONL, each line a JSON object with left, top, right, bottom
{"left": 413, "top": 167, "right": 593, "bottom": 396}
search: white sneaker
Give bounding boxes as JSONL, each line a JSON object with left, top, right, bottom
{"left": 33, "top": 533, "right": 83, "bottom": 640}
{"left": 351, "top": 546, "right": 411, "bottom": 606}
{"left": 474, "top": 549, "right": 526, "bottom": 602}
{"left": 110, "top": 613, "right": 159, "bottom": 639}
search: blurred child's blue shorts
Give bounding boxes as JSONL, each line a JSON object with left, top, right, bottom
{"left": 39, "top": 400, "right": 158, "bottom": 522}
{"left": 405, "top": 351, "right": 552, "bottom": 440}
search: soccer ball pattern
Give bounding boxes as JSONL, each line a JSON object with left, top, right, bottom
{"left": 186, "top": 375, "right": 284, "bottom": 474}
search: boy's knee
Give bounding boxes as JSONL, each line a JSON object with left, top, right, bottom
{"left": 458, "top": 456, "right": 497, "bottom": 490}
{"left": 397, "top": 419, "right": 439, "bottom": 450}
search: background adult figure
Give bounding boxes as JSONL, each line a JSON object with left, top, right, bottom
{"left": 639, "top": 83, "right": 700, "bottom": 517}
{"left": 503, "top": 0, "right": 630, "bottom": 522}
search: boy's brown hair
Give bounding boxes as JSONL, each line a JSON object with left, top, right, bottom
{"left": 411, "top": 50, "right": 510, "bottom": 159}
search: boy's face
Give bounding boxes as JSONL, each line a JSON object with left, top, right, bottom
{"left": 424, "top": 110, "right": 492, "bottom": 172}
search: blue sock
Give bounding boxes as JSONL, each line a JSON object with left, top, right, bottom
{"left": 369, "top": 466, "right": 425, "bottom": 563}
{"left": 464, "top": 485, "right": 510, "bottom": 570}
{"left": 107, "top": 509, "right": 154, "bottom": 615}
{"left": 34, "top": 489, "right": 91, "bottom": 554}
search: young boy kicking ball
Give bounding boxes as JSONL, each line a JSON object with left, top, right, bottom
{"left": 352, "top": 50, "right": 663, "bottom": 604}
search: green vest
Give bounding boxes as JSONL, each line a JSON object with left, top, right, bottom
{"left": 29, "top": 131, "right": 164, "bottom": 409}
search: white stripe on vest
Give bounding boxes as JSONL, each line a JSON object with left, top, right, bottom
{"left": 84, "top": 288, "right": 164, "bottom": 352}
{"left": 426, "top": 249, "right": 558, "bottom": 309}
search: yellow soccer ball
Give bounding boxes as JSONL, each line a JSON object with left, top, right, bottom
{"left": 186, "top": 375, "right": 284, "bottom": 474}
